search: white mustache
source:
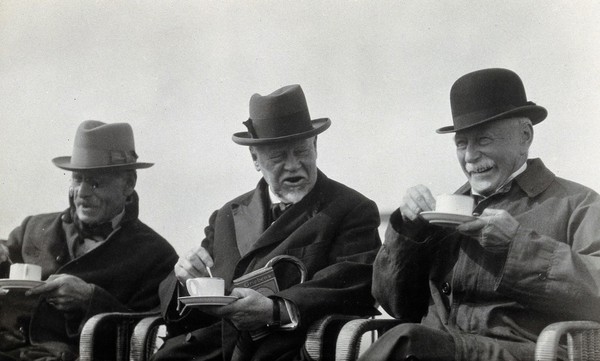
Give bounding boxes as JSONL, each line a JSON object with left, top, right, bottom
{"left": 465, "top": 162, "right": 494, "bottom": 173}
{"left": 76, "top": 201, "right": 97, "bottom": 208}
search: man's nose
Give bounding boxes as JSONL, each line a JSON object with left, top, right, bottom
{"left": 282, "top": 154, "right": 301, "bottom": 170}
{"left": 76, "top": 181, "right": 94, "bottom": 197}
{"left": 464, "top": 143, "right": 481, "bottom": 163}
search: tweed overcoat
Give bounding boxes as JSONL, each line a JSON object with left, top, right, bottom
{"left": 155, "top": 171, "right": 382, "bottom": 361}
{"left": 371, "top": 159, "right": 600, "bottom": 361}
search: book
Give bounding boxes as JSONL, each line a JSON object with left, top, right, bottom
{"left": 232, "top": 266, "right": 279, "bottom": 296}
{"left": 232, "top": 255, "right": 306, "bottom": 340}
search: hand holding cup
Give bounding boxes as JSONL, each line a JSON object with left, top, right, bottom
{"left": 399, "top": 185, "right": 436, "bottom": 221}
{"left": 175, "top": 245, "right": 214, "bottom": 285}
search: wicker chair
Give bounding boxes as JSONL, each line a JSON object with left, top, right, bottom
{"left": 535, "top": 321, "right": 600, "bottom": 361}
{"left": 79, "top": 311, "right": 160, "bottom": 361}
{"left": 331, "top": 319, "right": 600, "bottom": 361}
{"left": 334, "top": 317, "right": 402, "bottom": 361}
{"left": 79, "top": 312, "right": 367, "bottom": 361}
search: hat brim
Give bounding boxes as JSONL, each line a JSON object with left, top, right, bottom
{"left": 52, "top": 157, "right": 154, "bottom": 171}
{"left": 232, "top": 118, "right": 331, "bottom": 146}
{"left": 436, "top": 105, "right": 547, "bottom": 134}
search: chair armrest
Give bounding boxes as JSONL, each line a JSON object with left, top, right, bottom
{"left": 535, "top": 320, "right": 600, "bottom": 361}
{"left": 79, "top": 311, "right": 159, "bottom": 361}
{"left": 130, "top": 315, "right": 166, "bottom": 361}
{"left": 303, "top": 314, "right": 366, "bottom": 360}
{"left": 336, "top": 318, "right": 403, "bottom": 361}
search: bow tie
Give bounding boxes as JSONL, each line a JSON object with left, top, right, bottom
{"left": 77, "top": 221, "right": 114, "bottom": 242}
{"left": 270, "top": 202, "right": 291, "bottom": 222}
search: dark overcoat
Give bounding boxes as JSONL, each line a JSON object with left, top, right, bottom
{"left": 0, "top": 193, "right": 178, "bottom": 358}
{"left": 155, "top": 171, "right": 381, "bottom": 361}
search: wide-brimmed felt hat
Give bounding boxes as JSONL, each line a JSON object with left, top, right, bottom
{"left": 437, "top": 68, "right": 547, "bottom": 134}
{"left": 52, "top": 120, "right": 153, "bottom": 171}
{"left": 232, "top": 84, "right": 331, "bottom": 145}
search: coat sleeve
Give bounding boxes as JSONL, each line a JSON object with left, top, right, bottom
{"left": 157, "top": 210, "right": 222, "bottom": 336}
{"left": 3, "top": 216, "right": 32, "bottom": 267}
{"left": 497, "top": 191, "right": 600, "bottom": 320}
{"left": 371, "top": 209, "right": 443, "bottom": 322}
{"left": 277, "top": 198, "right": 382, "bottom": 328}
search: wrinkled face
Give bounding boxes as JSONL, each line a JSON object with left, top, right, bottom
{"left": 251, "top": 137, "right": 318, "bottom": 204}
{"left": 71, "top": 170, "right": 135, "bottom": 225}
{"left": 454, "top": 118, "right": 532, "bottom": 196}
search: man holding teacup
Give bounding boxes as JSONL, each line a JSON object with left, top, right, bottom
{"left": 153, "top": 84, "right": 382, "bottom": 360}
{"left": 0, "top": 121, "right": 178, "bottom": 361}
{"left": 361, "top": 68, "right": 600, "bottom": 360}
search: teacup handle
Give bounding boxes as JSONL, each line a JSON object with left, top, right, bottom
{"left": 185, "top": 279, "right": 199, "bottom": 295}
{"left": 265, "top": 255, "right": 307, "bottom": 284}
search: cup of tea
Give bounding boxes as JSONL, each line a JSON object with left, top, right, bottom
{"left": 186, "top": 277, "right": 225, "bottom": 297}
{"left": 435, "top": 194, "right": 474, "bottom": 216}
{"left": 9, "top": 263, "right": 42, "bottom": 281}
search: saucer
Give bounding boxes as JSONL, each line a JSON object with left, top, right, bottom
{"left": 178, "top": 295, "right": 238, "bottom": 307}
{"left": 0, "top": 279, "right": 44, "bottom": 289}
{"left": 420, "top": 211, "right": 477, "bottom": 227}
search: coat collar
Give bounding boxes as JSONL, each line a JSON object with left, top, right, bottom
{"left": 231, "top": 170, "right": 327, "bottom": 258}
{"left": 456, "top": 158, "right": 555, "bottom": 199}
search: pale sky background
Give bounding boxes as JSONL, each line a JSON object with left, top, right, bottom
{"left": 1, "top": 1, "right": 599, "bottom": 254}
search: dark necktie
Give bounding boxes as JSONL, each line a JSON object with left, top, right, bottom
{"left": 270, "top": 202, "right": 291, "bottom": 222}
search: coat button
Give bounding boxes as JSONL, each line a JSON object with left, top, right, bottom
{"left": 56, "top": 255, "right": 64, "bottom": 263}
{"left": 538, "top": 273, "right": 547, "bottom": 280}
{"left": 441, "top": 282, "right": 451, "bottom": 295}
{"left": 406, "top": 355, "right": 420, "bottom": 361}
{"left": 185, "top": 333, "right": 196, "bottom": 343}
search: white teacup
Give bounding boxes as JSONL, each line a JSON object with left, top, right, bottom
{"left": 435, "top": 194, "right": 474, "bottom": 216}
{"left": 186, "top": 277, "right": 225, "bottom": 297}
{"left": 9, "top": 263, "right": 42, "bottom": 281}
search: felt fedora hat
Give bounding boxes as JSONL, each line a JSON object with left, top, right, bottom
{"left": 437, "top": 68, "right": 547, "bottom": 134}
{"left": 52, "top": 120, "right": 153, "bottom": 171}
{"left": 232, "top": 84, "right": 331, "bottom": 145}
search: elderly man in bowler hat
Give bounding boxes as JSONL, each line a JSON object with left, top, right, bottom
{"left": 152, "top": 84, "right": 382, "bottom": 361}
{"left": 0, "top": 121, "right": 178, "bottom": 361}
{"left": 359, "top": 68, "right": 600, "bottom": 361}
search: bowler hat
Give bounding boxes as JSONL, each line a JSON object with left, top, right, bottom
{"left": 232, "top": 84, "right": 331, "bottom": 145}
{"left": 437, "top": 68, "right": 547, "bottom": 134}
{"left": 52, "top": 120, "right": 153, "bottom": 171}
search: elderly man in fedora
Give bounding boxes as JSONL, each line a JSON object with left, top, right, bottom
{"left": 0, "top": 120, "right": 178, "bottom": 361}
{"left": 152, "top": 84, "right": 382, "bottom": 361}
{"left": 359, "top": 68, "right": 600, "bottom": 361}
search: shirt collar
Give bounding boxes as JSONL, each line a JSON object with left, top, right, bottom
{"left": 268, "top": 187, "right": 285, "bottom": 205}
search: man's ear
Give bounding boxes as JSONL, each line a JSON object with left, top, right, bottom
{"left": 522, "top": 122, "right": 534, "bottom": 147}
{"left": 519, "top": 121, "right": 534, "bottom": 156}
{"left": 249, "top": 147, "right": 260, "bottom": 171}
{"left": 123, "top": 171, "right": 137, "bottom": 196}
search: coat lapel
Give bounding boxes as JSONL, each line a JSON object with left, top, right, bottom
{"left": 247, "top": 201, "right": 317, "bottom": 254}
{"left": 232, "top": 186, "right": 269, "bottom": 257}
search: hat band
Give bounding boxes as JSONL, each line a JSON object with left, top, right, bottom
{"left": 453, "top": 104, "right": 522, "bottom": 130}
{"left": 71, "top": 146, "right": 138, "bottom": 168}
{"left": 249, "top": 109, "right": 313, "bottom": 139}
